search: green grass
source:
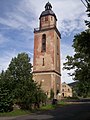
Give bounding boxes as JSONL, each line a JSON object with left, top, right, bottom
{"left": 58, "top": 101, "right": 67, "bottom": 105}
{"left": 0, "top": 109, "right": 30, "bottom": 117}
{"left": 40, "top": 104, "right": 56, "bottom": 110}
{"left": 0, "top": 105, "right": 56, "bottom": 117}
{"left": 0, "top": 102, "right": 67, "bottom": 117}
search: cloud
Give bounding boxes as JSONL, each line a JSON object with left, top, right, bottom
{"left": 0, "top": 50, "right": 33, "bottom": 72}
{"left": 61, "top": 43, "right": 74, "bottom": 58}
{"left": 0, "top": 0, "right": 88, "bottom": 83}
{"left": 61, "top": 69, "right": 74, "bottom": 83}
{"left": 0, "top": 33, "right": 10, "bottom": 45}
{"left": 28, "top": 0, "right": 87, "bottom": 36}
{"left": 61, "top": 43, "right": 74, "bottom": 83}
{"left": 0, "top": 50, "right": 17, "bottom": 71}
{"left": 0, "top": 34, "right": 6, "bottom": 44}
{"left": 61, "top": 57, "right": 74, "bottom": 84}
{"left": 53, "top": 0, "right": 87, "bottom": 36}
{"left": 0, "top": 0, "right": 87, "bottom": 34}
{"left": 0, "top": 0, "right": 37, "bottom": 30}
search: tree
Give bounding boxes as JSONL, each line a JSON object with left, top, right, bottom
{"left": 81, "top": 0, "right": 90, "bottom": 27}
{"left": 85, "top": 0, "right": 90, "bottom": 27}
{"left": 0, "top": 53, "right": 47, "bottom": 111}
{"left": 8, "top": 53, "right": 32, "bottom": 99}
{"left": 0, "top": 53, "right": 47, "bottom": 112}
{"left": 63, "top": 1, "right": 90, "bottom": 97}
{"left": 7, "top": 53, "right": 47, "bottom": 110}
{"left": 34, "top": 85, "right": 47, "bottom": 108}
{"left": 0, "top": 71, "right": 13, "bottom": 112}
{"left": 7, "top": 53, "right": 35, "bottom": 109}
{"left": 63, "top": 30, "right": 90, "bottom": 97}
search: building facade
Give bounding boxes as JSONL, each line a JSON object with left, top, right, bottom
{"left": 33, "top": 2, "right": 61, "bottom": 98}
{"left": 61, "top": 82, "right": 72, "bottom": 97}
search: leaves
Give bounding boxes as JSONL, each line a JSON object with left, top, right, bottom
{"left": 0, "top": 53, "right": 47, "bottom": 112}
{"left": 63, "top": 29, "right": 90, "bottom": 97}
{"left": 0, "top": 71, "right": 13, "bottom": 112}
{"left": 85, "top": 0, "right": 90, "bottom": 27}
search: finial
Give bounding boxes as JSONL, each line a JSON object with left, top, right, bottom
{"left": 45, "top": 2, "right": 52, "bottom": 10}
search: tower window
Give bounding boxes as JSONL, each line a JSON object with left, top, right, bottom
{"left": 45, "top": 16, "right": 48, "bottom": 21}
{"left": 42, "top": 34, "right": 46, "bottom": 52}
{"left": 42, "top": 58, "right": 45, "bottom": 66}
{"left": 57, "top": 37, "right": 59, "bottom": 55}
{"left": 42, "top": 17, "right": 44, "bottom": 21}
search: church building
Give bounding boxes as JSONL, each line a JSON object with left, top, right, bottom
{"left": 33, "top": 2, "right": 61, "bottom": 98}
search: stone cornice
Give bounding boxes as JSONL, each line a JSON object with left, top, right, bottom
{"left": 33, "top": 70, "right": 61, "bottom": 76}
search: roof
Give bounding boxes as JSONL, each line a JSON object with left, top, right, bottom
{"left": 68, "top": 81, "right": 78, "bottom": 88}
{"left": 39, "top": 2, "right": 57, "bottom": 21}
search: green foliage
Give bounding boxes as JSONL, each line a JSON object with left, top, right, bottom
{"left": 63, "top": 30, "right": 90, "bottom": 97}
{"left": 8, "top": 53, "right": 47, "bottom": 110}
{"left": 0, "top": 53, "right": 47, "bottom": 112}
{"left": 85, "top": 0, "right": 90, "bottom": 27}
{"left": 58, "top": 101, "right": 67, "bottom": 105}
{"left": 0, "top": 71, "right": 13, "bottom": 112}
{"left": 40, "top": 104, "right": 56, "bottom": 110}
{"left": 6, "top": 53, "right": 33, "bottom": 109}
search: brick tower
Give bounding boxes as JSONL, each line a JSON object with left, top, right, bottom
{"left": 33, "top": 2, "right": 61, "bottom": 98}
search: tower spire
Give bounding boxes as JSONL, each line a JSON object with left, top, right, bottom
{"left": 45, "top": 2, "right": 52, "bottom": 10}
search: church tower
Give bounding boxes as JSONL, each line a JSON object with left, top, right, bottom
{"left": 33, "top": 2, "right": 61, "bottom": 98}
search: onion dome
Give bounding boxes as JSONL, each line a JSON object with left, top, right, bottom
{"left": 39, "top": 2, "right": 57, "bottom": 21}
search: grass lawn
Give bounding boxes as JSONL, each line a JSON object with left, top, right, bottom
{"left": 40, "top": 101, "right": 68, "bottom": 111}
{"left": 0, "top": 105, "right": 55, "bottom": 117}
{"left": 0, "top": 109, "right": 30, "bottom": 117}
{"left": 40, "top": 104, "right": 58, "bottom": 110}
{"left": 58, "top": 101, "right": 68, "bottom": 105}
{"left": 0, "top": 102, "right": 67, "bottom": 117}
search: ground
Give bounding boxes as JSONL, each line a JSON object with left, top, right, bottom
{"left": 0, "top": 100, "right": 90, "bottom": 120}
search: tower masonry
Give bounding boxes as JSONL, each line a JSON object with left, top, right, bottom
{"left": 33, "top": 2, "right": 61, "bottom": 98}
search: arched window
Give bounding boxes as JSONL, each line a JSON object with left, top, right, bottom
{"left": 42, "top": 34, "right": 46, "bottom": 52}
